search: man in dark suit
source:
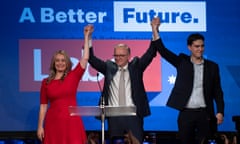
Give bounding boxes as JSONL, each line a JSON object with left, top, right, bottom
{"left": 84, "top": 23, "right": 159, "bottom": 143}
{"left": 152, "top": 17, "right": 225, "bottom": 144}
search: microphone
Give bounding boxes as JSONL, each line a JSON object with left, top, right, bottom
{"left": 97, "top": 73, "right": 104, "bottom": 106}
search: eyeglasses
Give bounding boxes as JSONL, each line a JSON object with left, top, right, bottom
{"left": 113, "top": 54, "right": 127, "bottom": 58}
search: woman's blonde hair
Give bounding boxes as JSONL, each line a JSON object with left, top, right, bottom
{"left": 47, "top": 50, "right": 72, "bottom": 84}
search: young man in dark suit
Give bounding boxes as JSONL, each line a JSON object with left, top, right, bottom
{"left": 152, "top": 17, "right": 224, "bottom": 144}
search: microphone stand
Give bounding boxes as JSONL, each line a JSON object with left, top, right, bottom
{"left": 97, "top": 73, "right": 105, "bottom": 144}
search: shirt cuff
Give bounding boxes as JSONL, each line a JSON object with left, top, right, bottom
{"left": 152, "top": 35, "right": 160, "bottom": 41}
{"left": 89, "top": 39, "right": 92, "bottom": 48}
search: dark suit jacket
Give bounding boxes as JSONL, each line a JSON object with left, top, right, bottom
{"left": 155, "top": 38, "right": 224, "bottom": 117}
{"left": 88, "top": 40, "right": 157, "bottom": 118}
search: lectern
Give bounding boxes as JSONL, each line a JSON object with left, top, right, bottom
{"left": 69, "top": 105, "right": 136, "bottom": 144}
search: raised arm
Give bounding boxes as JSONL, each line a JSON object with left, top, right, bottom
{"left": 137, "top": 17, "right": 161, "bottom": 70}
{"left": 152, "top": 17, "right": 180, "bottom": 67}
{"left": 86, "top": 25, "right": 108, "bottom": 74}
{"left": 151, "top": 17, "right": 160, "bottom": 41}
{"left": 80, "top": 24, "right": 93, "bottom": 69}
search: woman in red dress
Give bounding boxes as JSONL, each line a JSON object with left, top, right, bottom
{"left": 37, "top": 25, "right": 93, "bottom": 144}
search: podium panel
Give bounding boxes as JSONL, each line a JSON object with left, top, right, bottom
{"left": 69, "top": 105, "right": 136, "bottom": 116}
{"left": 69, "top": 105, "right": 136, "bottom": 144}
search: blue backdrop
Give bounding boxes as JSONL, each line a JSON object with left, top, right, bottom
{"left": 0, "top": 0, "right": 240, "bottom": 132}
